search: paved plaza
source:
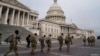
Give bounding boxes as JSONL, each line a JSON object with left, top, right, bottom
{"left": 0, "top": 39, "right": 100, "bottom": 56}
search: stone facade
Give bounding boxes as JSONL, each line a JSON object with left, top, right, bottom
{"left": 75, "top": 29, "right": 95, "bottom": 38}
{"left": 39, "top": 0, "right": 95, "bottom": 39}
{"left": 39, "top": 20, "right": 61, "bottom": 38}
{"left": 0, "top": 0, "right": 39, "bottom": 30}
{"left": 39, "top": 0, "right": 77, "bottom": 38}
{"left": 39, "top": 19, "right": 77, "bottom": 38}
{"left": 0, "top": 0, "right": 95, "bottom": 38}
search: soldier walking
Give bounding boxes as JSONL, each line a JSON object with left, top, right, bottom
{"left": 26, "top": 34, "right": 31, "bottom": 48}
{"left": 15, "top": 30, "right": 21, "bottom": 44}
{"left": 57, "top": 33, "right": 63, "bottom": 51}
{"left": 83, "top": 35, "right": 87, "bottom": 46}
{"left": 0, "top": 33, "right": 2, "bottom": 44}
{"left": 17, "top": 36, "right": 21, "bottom": 44}
{"left": 65, "top": 34, "right": 71, "bottom": 53}
{"left": 87, "top": 37, "right": 91, "bottom": 46}
{"left": 30, "top": 33, "right": 37, "bottom": 54}
{"left": 45, "top": 34, "right": 52, "bottom": 53}
{"left": 70, "top": 36, "right": 73, "bottom": 45}
{"left": 90, "top": 36, "right": 95, "bottom": 46}
{"left": 39, "top": 35, "right": 46, "bottom": 52}
{"left": 4, "top": 30, "right": 19, "bottom": 56}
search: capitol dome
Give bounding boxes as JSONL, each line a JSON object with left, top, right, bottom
{"left": 46, "top": 0, "right": 66, "bottom": 24}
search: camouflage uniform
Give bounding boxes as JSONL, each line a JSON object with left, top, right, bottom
{"left": 57, "top": 33, "right": 63, "bottom": 51}
{"left": 65, "top": 34, "right": 71, "bottom": 53}
{"left": 16, "top": 34, "right": 21, "bottom": 44}
{"left": 90, "top": 36, "right": 95, "bottom": 46}
{"left": 70, "top": 36, "right": 73, "bottom": 45}
{"left": 0, "top": 33, "right": 2, "bottom": 44}
{"left": 87, "top": 37, "right": 91, "bottom": 46}
{"left": 30, "top": 34, "right": 37, "bottom": 54}
{"left": 26, "top": 34, "right": 31, "bottom": 48}
{"left": 4, "top": 34, "right": 19, "bottom": 56}
{"left": 45, "top": 34, "right": 51, "bottom": 53}
{"left": 39, "top": 35, "right": 46, "bottom": 52}
{"left": 83, "top": 36, "right": 86, "bottom": 46}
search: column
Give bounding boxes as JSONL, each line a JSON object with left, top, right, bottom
{"left": 62, "top": 17, "right": 63, "bottom": 22}
{"left": 31, "top": 16, "right": 32, "bottom": 25}
{"left": 56, "top": 16, "right": 57, "bottom": 21}
{"left": 22, "top": 12, "right": 25, "bottom": 26}
{"left": 53, "top": 16, "right": 54, "bottom": 21}
{"left": 4, "top": 7, "right": 9, "bottom": 24}
{"left": 17, "top": 10, "right": 20, "bottom": 26}
{"left": 53, "top": 16, "right": 55, "bottom": 21}
{"left": 29, "top": 15, "right": 31, "bottom": 25}
{"left": 0, "top": 5, "right": 3, "bottom": 20}
{"left": 27, "top": 13, "right": 29, "bottom": 25}
{"left": 55, "top": 16, "right": 56, "bottom": 21}
{"left": 32, "top": 16, "right": 34, "bottom": 24}
{"left": 24, "top": 13, "right": 26, "bottom": 25}
{"left": 54, "top": 16, "right": 55, "bottom": 21}
{"left": 62, "top": 17, "right": 64, "bottom": 21}
{"left": 52, "top": 16, "right": 53, "bottom": 21}
{"left": 24, "top": 14, "right": 26, "bottom": 25}
{"left": 10, "top": 9, "right": 15, "bottom": 25}
{"left": 56, "top": 16, "right": 59, "bottom": 21}
{"left": 59, "top": 16, "right": 60, "bottom": 21}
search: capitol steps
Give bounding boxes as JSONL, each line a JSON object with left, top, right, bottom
{"left": 0, "top": 24, "right": 32, "bottom": 41}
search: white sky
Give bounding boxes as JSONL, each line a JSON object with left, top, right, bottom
{"left": 18, "top": 0, "right": 100, "bottom": 36}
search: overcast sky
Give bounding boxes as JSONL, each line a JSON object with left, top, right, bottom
{"left": 18, "top": 0, "right": 100, "bottom": 36}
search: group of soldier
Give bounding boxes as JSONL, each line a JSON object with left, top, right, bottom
{"left": 0, "top": 30, "right": 96, "bottom": 56}
{"left": 57, "top": 33, "right": 73, "bottom": 52}
{"left": 83, "top": 35, "right": 95, "bottom": 46}
{"left": 0, "top": 30, "right": 73, "bottom": 56}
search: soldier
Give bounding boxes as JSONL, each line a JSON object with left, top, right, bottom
{"left": 39, "top": 35, "right": 46, "bottom": 52}
{"left": 0, "top": 33, "right": 2, "bottom": 44}
{"left": 92, "top": 36, "right": 96, "bottom": 46}
{"left": 17, "top": 36, "right": 21, "bottom": 44}
{"left": 15, "top": 30, "right": 21, "bottom": 44}
{"left": 87, "top": 37, "right": 91, "bottom": 46}
{"left": 90, "top": 36, "right": 95, "bottom": 46}
{"left": 45, "top": 34, "right": 52, "bottom": 53}
{"left": 83, "top": 35, "right": 87, "bottom": 46}
{"left": 30, "top": 33, "right": 37, "bottom": 54}
{"left": 26, "top": 34, "right": 31, "bottom": 48}
{"left": 65, "top": 34, "right": 71, "bottom": 53}
{"left": 70, "top": 36, "right": 73, "bottom": 45}
{"left": 57, "top": 33, "right": 63, "bottom": 51}
{"left": 4, "top": 30, "right": 19, "bottom": 56}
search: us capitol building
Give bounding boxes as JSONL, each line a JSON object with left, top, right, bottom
{"left": 0, "top": 0, "right": 95, "bottom": 38}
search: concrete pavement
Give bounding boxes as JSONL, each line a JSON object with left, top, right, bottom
{"left": 0, "top": 39, "right": 100, "bottom": 56}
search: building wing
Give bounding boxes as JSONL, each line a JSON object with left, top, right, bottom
{"left": 0, "top": 0, "right": 30, "bottom": 11}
